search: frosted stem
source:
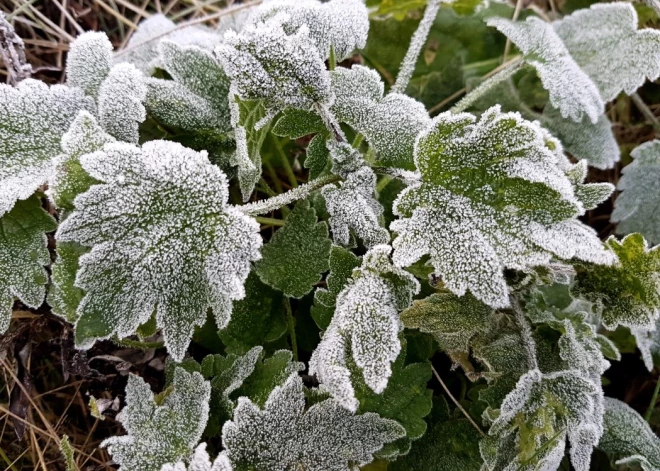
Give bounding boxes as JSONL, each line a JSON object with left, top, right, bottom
{"left": 315, "top": 103, "right": 347, "bottom": 142}
{"left": 239, "top": 174, "right": 341, "bottom": 216}
{"left": 391, "top": 0, "right": 441, "bottom": 94}
{"left": 450, "top": 58, "right": 523, "bottom": 114}
{"left": 511, "top": 295, "right": 539, "bottom": 371}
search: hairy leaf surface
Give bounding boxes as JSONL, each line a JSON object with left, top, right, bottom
{"left": 98, "top": 63, "right": 147, "bottom": 143}
{"left": 66, "top": 31, "right": 113, "bottom": 100}
{"left": 161, "top": 444, "right": 232, "bottom": 471}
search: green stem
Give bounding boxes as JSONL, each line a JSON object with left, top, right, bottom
{"left": 645, "top": 376, "right": 660, "bottom": 422}
{"left": 352, "top": 133, "right": 364, "bottom": 149}
{"left": 256, "top": 216, "right": 285, "bottom": 227}
{"left": 329, "top": 45, "right": 336, "bottom": 71}
{"left": 272, "top": 135, "right": 299, "bottom": 188}
{"left": 112, "top": 336, "right": 165, "bottom": 350}
{"left": 284, "top": 298, "right": 298, "bottom": 362}
{"left": 450, "top": 58, "right": 524, "bottom": 114}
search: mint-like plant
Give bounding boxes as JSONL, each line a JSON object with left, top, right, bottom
{"left": 2, "top": 1, "right": 660, "bottom": 470}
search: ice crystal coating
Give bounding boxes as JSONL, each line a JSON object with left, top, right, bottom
{"left": 598, "top": 397, "right": 660, "bottom": 470}
{"left": 541, "top": 105, "right": 620, "bottom": 170}
{"left": 330, "top": 65, "right": 430, "bottom": 169}
{"left": 66, "top": 31, "right": 113, "bottom": 100}
{"left": 322, "top": 143, "right": 389, "bottom": 248}
{"left": 632, "top": 322, "right": 660, "bottom": 372}
{"left": 215, "top": 14, "right": 332, "bottom": 111}
{"left": 611, "top": 140, "right": 660, "bottom": 245}
{"left": 102, "top": 368, "right": 211, "bottom": 471}
{"left": 573, "top": 234, "right": 660, "bottom": 331}
{"left": 0, "top": 197, "right": 57, "bottom": 333}
{"left": 401, "top": 292, "right": 493, "bottom": 354}
{"left": 255, "top": 200, "right": 332, "bottom": 298}
{"left": 249, "top": 0, "right": 369, "bottom": 60}
{"left": 161, "top": 444, "right": 233, "bottom": 471}
{"left": 98, "top": 63, "right": 147, "bottom": 143}
{"left": 554, "top": 3, "right": 660, "bottom": 102}
{"left": 309, "top": 245, "right": 419, "bottom": 410}
{"left": 487, "top": 17, "right": 604, "bottom": 124}
{"left": 56, "top": 140, "right": 262, "bottom": 360}
{"left": 146, "top": 41, "right": 231, "bottom": 134}
{"left": 391, "top": 106, "right": 613, "bottom": 308}
{"left": 222, "top": 373, "right": 405, "bottom": 471}
{"left": 0, "top": 79, "right": 94, "bottom": 217}
{"left": 488, "top": 369, "right": 603, "bottom": 471}
{"left": 120, "top": 14, "right": 222, "bottom": 75}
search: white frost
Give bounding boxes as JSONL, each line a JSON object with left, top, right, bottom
{"left": 98, "top": 63, "right": 147, "bottom": 143}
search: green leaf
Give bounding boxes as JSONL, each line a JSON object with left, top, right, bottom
{"left": 598, "top": 397, "right": 660, "bottom": 471}
{"left": 101, "top": 367, "right": 211, "bottom": 471}
{"left": 305, "top": 132, "right": 331, "bottom": 179}
{"left": 65, "top": 31, "right": 112, "bottom": 100}
{"left": 218, "top": 272, "right": 287, "bottom": 355}
{"left": 612, "top": 140, "right": 660, "bottom": 245}
{"left": 222, "top": 373, "right": 405, "bottom": 471}
{"left": 391, "top": 106, "right": 613, "bottom": 309}
{"left": 98, "top": 63, "right": 147, "bottom": 144}
{"left": 256, "top": 200, "right": 332, "bottom": 298}
{"left": 0, "top": 196, "right": 57, "bottom": 333}
{"left": 0, "top": 79, "right": 94, "bottom": 217}
{"left": 59, "top": 435, "right": 75, "bottom": 471}
{"left": 353, "top": 345, "right": 433, "bottom": 458}
{"left": 56, "top": 140, "right": 262, "bottom": 360}
{"left": 554, "top": 3, "right": 660, "bottom": 101}
{"left": 572, "top": 234, "right": 660, "bottom": 331}
{"left": 311, "top": 245, "right": 361, "bottom": 330}
{"left": 272, "top": 108, "right": 325, "bottom": 139}
{"left": 49, "top": 241, "right": 87, "bottom": 323}
{"left": 401, "top": 292, "right": 493, "bottom": 354}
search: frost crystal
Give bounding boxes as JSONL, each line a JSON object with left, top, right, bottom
{"left": 611, "top": 140, "right": 660, "bottom": 245}
{"left": 161, "top": 444, "right": 233, "bottom": 471}
{"left": 309, "top": 245, "right": 419, "bottom": 410}
{"left": 330, "top": 65, "right": 430, "bottom": 169}
{"left": 102, "top": 368, "right": 211, "bottom": 471}
{"left": 488, "top": 369, "right": 603, "bottom": 471}
{"left": 119, "top": 14, "right": 222, "bottom": 75}
{"left": 66, "top": 31, "right": 113, "bottom": 100}
{"left": 0, "top": 79, "right": 94, "bottom": 217}
{"left": 222, "top": 373, "right": 405, "bottom": 471}
{"left": 322, "top": 143, "right": 389, "bottom": 248}
{"left": 391, "top": 106, "right": 613, "bottom": 308}
{"left": 0, "top": 197, "right": 57, "bottom": 333}
{"left": 215, "top": 14, "right": 332, "bottom": 111}
{"left": 56, "top": 140, "right": 262, "bottom": 360}
{"left": 554, "top": 3, "right": 660, "bottom": 102}
{"left": 487, "top": 17, "right": 604, "bottom": 123}
{"left": 541, "top": 105, "right": 620, "bottom": 170}
{"left": 98, "top": 63, "right": 147, "bottom": 143}
{"left": 599, "top": 397, "right": 660, "bottom": 471}
{"left": 249, "top": 0, "right": 369, "bottom": 60}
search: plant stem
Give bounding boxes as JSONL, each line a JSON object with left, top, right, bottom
{"left": 646, "top": 375, "right": 660, "bottom": 422}
{"left": 431, "top": 365, "right": 486, "bottom": 437}
{"left": 240, "top": 174, "right": 341, "bottom": 216}
{"left": 272, "top": 135, "right": 299, "bottom": 188}
{"left": 631, "top": 93, "right": 660, "bottom": 136}
{"left": 284, "top": 298, "right": 298, "bottom": 362}
{"left": 316, "top": 103, "right": 347, "bottom": 142}
{"left": 256, "top": 216, "right": 285, "bottom": 227}
{"left": 450, "top": 58, "right": 524, "bottom": 114}
{"left": 112, "top": 336, "right": 164, "bottom": 350}
{"left": 352, "top": 132, "right": 364, "bottom": 149}
{"left": 391, "top": 0, "right": 441, "bottom": 94}
{"left": 329, "top": 45, "right": 336, "bottom": 71}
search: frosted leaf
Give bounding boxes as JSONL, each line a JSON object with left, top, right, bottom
{"left": 612, "top": 140, "right": 660, "bottom": 244}
{"left": 488, "top": 369, "right": 603, "bottom": 471}
{"left": 98, "top": 63, "right": 147, "bottom": 143}
{"left": 49, "top": 241, "right": 87, "bottom": 323}
{"left": 222, "top": 372, "right": 405, "bottom": 471}
{"left": 391, "top": 106, "right": 613, "bottom": 309}
{"left": 249, "top": 0, "right": 369, "bottom": 60}
{"left": 50, "top": 111, "right": 115, "bottom": 213}
{"left": 120, "top": 14, "right": 222, "bottom": 75}
{"left": 573, "top": 234, "right": 660, "bottom": 331}
{"left": 322, "top": 146, "right": 389, "bottom": 248}
{"left": 554, "top": 3, "right": 660, "bottom": 101}
{"left": 217, "top": 7, "right": 255, "bottom": 35}
{"left": 0, "top": 79, "right": 94, "bottom": 217}
{"left": 309, "top": 245, "right": 419, "bottom": 410}
{"left": 146, "top": 41, "right": 231, "bottom": 134}
{"left": 215, "top": 15, "right": 332, "bottom": 111}
{"left": 255, "top": 200, "right": 332, "bottom": 298}
{"left": 56, "top": 140, "right": 262, "bottom": 360}
{"left": 160, "top": 444, "right": 233, "bottom": 471}
{"left": 0, "top": 197, "right": 57, "bottom": 333}
{"left": 330, "top": 65, "right": 430, "bottom": 169}
{"left": 598, "top": 397, "right": 660, "bottom": 471}
{"left": 541, "top": 105, "right": 620, "bottom": 170}
{"left": 401, "top": 292, "right": 493, "bottom": 355}
{"left": 564, "top": 160, "right": 615, "bottom": 211}
{"left": 632, "top": 322, "right": 660, "bottom": 371}
{"left": 487, "top": 17, "right": 604, "bottom": 124}
{"left": 103, "top": 368, "right": 210, "bottom": 471}
{"left": 66, "top": 31, "right": 113, "bottom": 100}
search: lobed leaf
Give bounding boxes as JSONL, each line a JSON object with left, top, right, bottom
{"left": 66, "top": 31, "right": 113, "bottom": 100}
{"left": 161, "top": 444, "right": 232, "bottom": 471}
